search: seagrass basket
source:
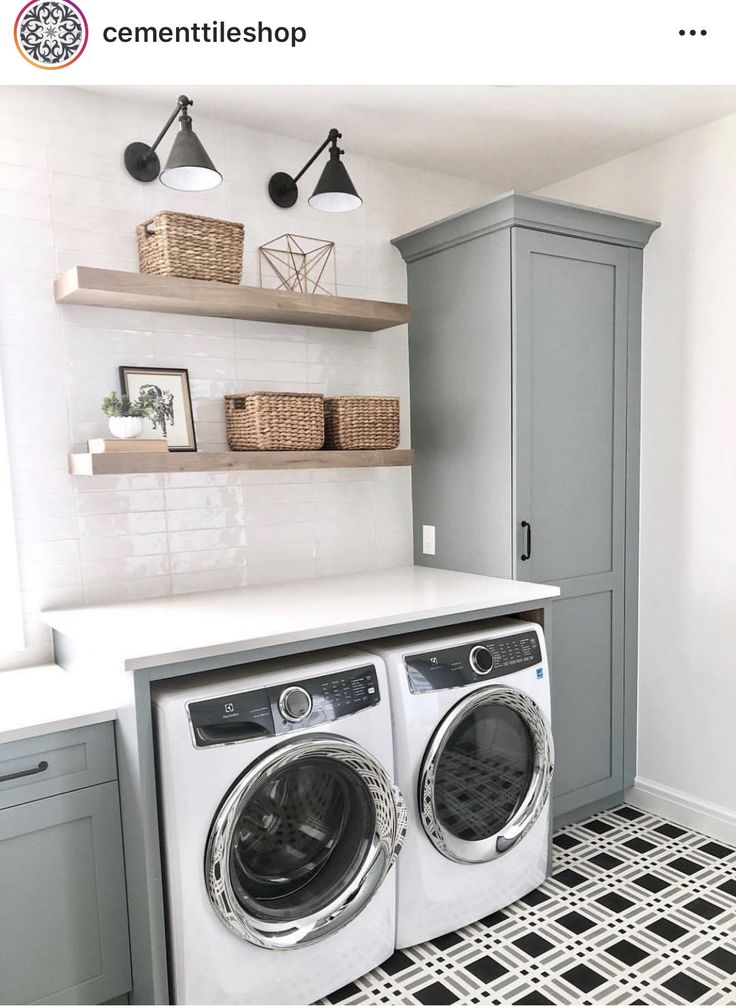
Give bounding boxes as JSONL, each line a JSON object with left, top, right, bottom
{"left": 225, "top": 392, "right": 324, "bottom": 451}
{"left": 137, "top": 211, "right": 244, "bottom": 284}
{"left": 324, "top": 396, "right": 400, "bottom": 450}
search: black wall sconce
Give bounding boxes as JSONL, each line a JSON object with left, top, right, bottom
{"left": 269, "top": 128, "right": 362, "bottom": 212}
{"left": 124, "top": 94, "right": 222, "bottom": 191}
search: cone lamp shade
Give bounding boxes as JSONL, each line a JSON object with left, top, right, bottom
{"left": 308, "top": 149, "right": 362, "bottom": 212}
{"left": 124, "top": 95, "right": 222, "bottom": 192}
{"left": 160, "top": 120, "right": 222, "bottom": 191}
{"left": 269, "top": 128, "right": 362, "bottom": 212}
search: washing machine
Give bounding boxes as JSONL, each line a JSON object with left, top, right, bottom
{"left": 152, "top": 650, "right": 407, "bottom": 1005}
{"left": 360, "top": 619, "right": 554, "bottom": 949}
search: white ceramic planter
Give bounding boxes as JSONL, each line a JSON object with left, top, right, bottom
{"left": 108, "top": 416, "right": 144, "bottom": 439}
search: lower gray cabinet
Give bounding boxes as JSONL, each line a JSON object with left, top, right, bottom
{"left": 0, "top": 728, "right": 131, "bottom": 1005}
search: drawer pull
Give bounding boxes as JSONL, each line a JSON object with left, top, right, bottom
{"left": 0, "top": 759, "right": 49, "bottom": 784}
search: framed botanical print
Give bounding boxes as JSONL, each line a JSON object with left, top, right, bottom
{"left": 119, "top": 366, "right": 197, "bottom": 452}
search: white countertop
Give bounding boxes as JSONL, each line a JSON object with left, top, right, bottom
{"left": 43, "top": 566, "right": 559, "bottom": 671}
{"left": 0, "top": 664, "right": 119, "bottom": 745}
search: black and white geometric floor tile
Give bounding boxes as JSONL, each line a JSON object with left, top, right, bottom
{"left": 323, "top": 805, "right": 736, "bottom": 1006}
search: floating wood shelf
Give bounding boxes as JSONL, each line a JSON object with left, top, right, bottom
{"left": 68, "top": 449, "right": 415, "bottom": 476}
{"left": 55, "top": 267, "right": 410, "bottom": 332}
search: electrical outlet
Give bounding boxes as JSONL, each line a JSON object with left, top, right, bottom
{"left": 422, "top": 524, "right": 436, "bottom": 556}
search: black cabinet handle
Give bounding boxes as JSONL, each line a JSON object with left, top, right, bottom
{"left": 0, "top": 760, "right": 49, "bottom": 784}
{"left": 521, "top": 521, "right": 532, "bottom": 562}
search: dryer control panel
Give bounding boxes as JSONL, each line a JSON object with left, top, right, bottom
{"left": 404, "top": 630, "right": 542, "bottom": 694}
{"left": 186, "top": 664, "right": 380, "bottom": 747}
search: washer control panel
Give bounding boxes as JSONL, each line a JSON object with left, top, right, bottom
{"left": 404, "top": 630, "right": 542, "bottom": 694}
{"left": 187, "top": 664, "right": 380, "bottom": 747}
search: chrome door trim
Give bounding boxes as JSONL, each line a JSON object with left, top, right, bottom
{"left": 205, "top": 733, "right": 407, "bottom": 949}
{"left": 419, "top": 686, "right": 553, "bottom": 863}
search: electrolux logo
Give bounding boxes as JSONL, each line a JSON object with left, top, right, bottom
{"left": 14, "top": 0, "right": 88, "bottom": 68}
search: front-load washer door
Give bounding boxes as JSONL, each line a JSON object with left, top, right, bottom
{"left": 205, "top": 733, "right": 406, "bottom": 949}
{"left": 419, "top": 686, "right": 553, "bottom": 863}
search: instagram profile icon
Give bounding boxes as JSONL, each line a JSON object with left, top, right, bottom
{"left": 14, "top": 0, "right": 88, "bottom": 69}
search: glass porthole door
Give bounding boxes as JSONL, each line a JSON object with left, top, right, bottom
{"left": 205, "top": 734, "right": 407, "bottom": 949}
{"left": 419, "top": 686, "right": 553, "bottom": 863}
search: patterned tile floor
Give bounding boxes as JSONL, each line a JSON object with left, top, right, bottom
{"left": 324, "top": 805, "right": 736, "bottom": 1006}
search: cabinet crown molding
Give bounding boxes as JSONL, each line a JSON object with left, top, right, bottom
{"left": 392, "top": 191, "right": 660, "bottom": 262}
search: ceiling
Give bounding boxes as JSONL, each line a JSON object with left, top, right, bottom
{"left": 85, "top": 85, "right": 736, "bottom": 190}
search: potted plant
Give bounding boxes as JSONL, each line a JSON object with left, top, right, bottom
{"left": 101, "top": 391, "right": 153, "bottom": 439}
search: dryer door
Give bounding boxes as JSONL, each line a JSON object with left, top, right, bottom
{"left": 205, "top": 734, "right": 406, "bottom": 949}
{"left": 419, "top": 686, "right": 553, "bottom": 863}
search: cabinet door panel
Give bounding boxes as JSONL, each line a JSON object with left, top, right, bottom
{"left": 544, "top": 589, "right": 621, "bottom": 806}
{"left": 520, "top": 253, "right": 617, "bottom": 581}
{"left": 0, "top": 782, "right": 131, "bottom": 1005}
{"left": 513, "top": 228, "right": 630, "bottom": 812}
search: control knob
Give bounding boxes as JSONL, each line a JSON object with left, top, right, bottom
{"left": 278, "top": 686, "right": 313, "bottom": 723}
{"left": 469, "top": 644, "right": 494, "bottom": 676}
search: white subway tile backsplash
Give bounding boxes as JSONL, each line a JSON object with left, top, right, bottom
{"left": 244, "top": 483, "right": 314, "bottom": 506}
{"left": 244, "top": 522, "right": 314, "bottom": 548}
{"left": 164, "top": 486, "right": 243, "bottom": 511}
{"left": 51, "top": 199, "right": 142, "bottom": 234}
{"left": 75, "top": 489, "right": 166, "bottom": 515}
{"left": 0, "top": 164, "right": 49, "bottom": 195}
{"left": 167, "top": 527, "right": 245, "bottom": 553}
{"left": 165, "top": 506, "right": 244, "bottom": 532}
{"left": 245, "top": 558, "right": 317, "bottom": 585}
{"left": 316, "top": 554, "right": 379, "bottom": 578}
{"left": 169, "top": 547, "right": 248, "bottom": 575}
{"left": 0, "top": 243, "right": 56, "bottom": 272}
{"left": 76, "top": 511, "right": 168, "bottom": 539}
{"left": 78, "top": 531, "right": 168, "bottom": 562}
{"left": 83, "top": 575, "right": 171, "bottom": 605}
{"left": 16, "top": 538, "right": 80, "bottom": 567}
{"left": 81, "top": 554, "right": 170, "bottom": 585}
{"left": 165, "top": 471, "right": 242, "bottom": 489}
{"left": 0, "top": 110, "right": 47, "bottom": 145}
{"left": 15, "top": 515, "right": 78, "bottom": 544}
{"left": 51, "top": 172, "right": 144, "bottom": 213}
{"left": 246, "top": 538, "right": 315, "bottom": 565}
{"left": 152, "top": 331, "right": 235, "bottom": 359}
{"left": 171, "top": 568, "right": 249, "bottom": 595}
{"left": 21, "top": 584, "right": 84, "bottom": 613}
{"left": 0, "top": 216, "right": 54, "bottom": 248}
{"left": 20, "top": 560, "right": 82, "bottom": 590}
{"left": 235, "top": 338, "right": 309, "bottom": 363}
{"left": 71, "top": 473, "right": 164, "bottom": 493}
{"left": 54, "top": 224, "right": 137, "bottom": 259}
{"left": 312, "top": 480, "right": 374, "bottom": 503}
{"left": 245, "top": 502, "right": 319, "bottom": 526}
{"left": 12, "top": 493, "right": 76, "bottom": 519}
{"left": 235, "top": 359, "right": 308, "bottom": 383}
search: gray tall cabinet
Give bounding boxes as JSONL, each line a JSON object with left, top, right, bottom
{"left": 393, "top": 193, "right": 659, "bottom": 825}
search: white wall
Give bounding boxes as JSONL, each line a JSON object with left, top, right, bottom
{"left": 0, "top": 85, "right": 494, "bottom": 671}
{"left": 539, "top": 114, "right": 736, "bottom": 818}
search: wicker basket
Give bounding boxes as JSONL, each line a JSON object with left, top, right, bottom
{"left": 225, "top": 392, "right": 324, "bottom": 451}
{"left": 137, "top": 211, "right": 244, "bottom": 284}
{"left": 324, "top": 396, "right": 400, "bottom": 450}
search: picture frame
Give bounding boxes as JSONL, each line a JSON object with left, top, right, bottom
{"left": 119, "top": 366, "right": 197, "bottom": 452}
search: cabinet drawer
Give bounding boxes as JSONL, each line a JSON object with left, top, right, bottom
{"left": 0, "top": 722, "right": 117, "bottom": 810}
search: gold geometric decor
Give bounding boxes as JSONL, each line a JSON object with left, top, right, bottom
{"left": 258, "top": 233, "right": 336, "bottom": 296}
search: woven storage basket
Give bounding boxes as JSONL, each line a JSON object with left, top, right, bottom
{"left": 137, "top": 211, "right": 244, "bottom": 284}
{"left": 225, "top": 392, "right": 324, "bottom": 451}
{"left": 324, "top": 396, "right": 400, "bottom": 450}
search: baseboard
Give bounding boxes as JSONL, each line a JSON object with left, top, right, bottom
{"left": 627, "top": 777, "right": 736, "bottom": 846}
